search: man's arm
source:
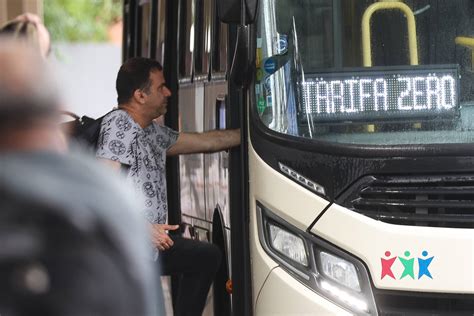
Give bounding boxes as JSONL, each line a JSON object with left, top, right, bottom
{"left": 167, "top": 128, "right": 240, "bottom": 156}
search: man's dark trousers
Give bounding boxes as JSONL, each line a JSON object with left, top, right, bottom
{"left": 160, "top": 236, "right": 222, "bottom": 316}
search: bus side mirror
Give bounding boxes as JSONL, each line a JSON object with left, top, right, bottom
{"left": 217, "top": 0, "right": 258, "bottom": 24}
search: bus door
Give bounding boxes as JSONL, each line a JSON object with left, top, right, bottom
{"left": 177, "top": 0, "right": 208, "bottom": 243}
{"left": 202, "top": 2, "right": 232, "bottom": 315}
{"left": 177, "top": 1, "right": 233, "bottom": 314}
{"left": 201, "top": 0, "right": 231, "bottom": 249}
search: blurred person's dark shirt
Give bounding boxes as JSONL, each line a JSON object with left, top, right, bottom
{"left": 0, "top": 150, "right": 162, "bottom": 316}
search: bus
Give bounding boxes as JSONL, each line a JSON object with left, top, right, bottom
{"left": 124, "top": 0, "right": 474, "bottom": 315}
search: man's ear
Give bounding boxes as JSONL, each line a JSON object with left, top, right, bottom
{"left": 133, "top": 89, "right": 146, "bottom": 104}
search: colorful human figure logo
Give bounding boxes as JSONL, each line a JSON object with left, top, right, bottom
{"left": 398, "top": 251, "right": 415, "bottom": 279}
{"left": 418, "top": 250, "right": 434, "bottom": 279}
{"left": 380, "top": 250, "right": 434, "bottom": 280}
{"left": 381, "top": 251, "right": 396, "bottom": 279}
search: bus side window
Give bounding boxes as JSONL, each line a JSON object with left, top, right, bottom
{"left": 212, "top": 0, "right": 228, "bottom": 76}
{"left": 179, "top": 0, "right": 195, "bottom": 81}
{"left": 194, "top": 0, "right": 212, "bottom": 79}
{"left": 139, "top": 0, "right": 152, "bottom": 57}
{"left": 123, "top": 0, "right": 137, "bottom": 60}
{"left": 194, "top": 0, "right": 203, "bottom": 76}
{"left": 154, "top": 0, "right": 167, "bottom": 65}
{"left": 216, "top": 97, "right": 226, "bottom": 130}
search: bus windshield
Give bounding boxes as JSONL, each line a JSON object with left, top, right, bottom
{"left": 255, "top": 0, "right": 474, "bottom": 145}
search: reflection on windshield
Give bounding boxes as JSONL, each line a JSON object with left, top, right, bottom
{"left": 255, "top": 0, "right": 474, "bottom": 145}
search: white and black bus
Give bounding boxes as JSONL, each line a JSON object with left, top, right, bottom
{"left": 124, "top": 0, "right": 474, "bottom": 315}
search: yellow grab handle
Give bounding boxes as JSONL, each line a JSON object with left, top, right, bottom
{"left": 362, "top": 1, "right": 419, "bottom": 67}
{"left": 455, "top": 36, "right": 474, "bottom": 69}
{"left": 455, "top": 36, "right": 474, "bottom": 48}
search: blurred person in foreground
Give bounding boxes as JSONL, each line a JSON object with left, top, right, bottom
{"left": 0, "top": 13, "right": 51, "bottom": 58}
{"left": 0, "top": 39, "right": 162, "bottom": 316}
{"left": 0, "top": 13, "right": 84, "bottom": 141}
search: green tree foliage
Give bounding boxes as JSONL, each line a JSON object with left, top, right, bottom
{"left": 44, "top": 0, "right": 122, "bottom": 42}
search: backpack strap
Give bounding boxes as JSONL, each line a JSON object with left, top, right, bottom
{"left": 74, "top": 108, "right": 119, "bottom": 149}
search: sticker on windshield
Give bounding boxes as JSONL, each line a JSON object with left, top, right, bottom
{"left": 264, "top": 58, "right": 277, "bottom": 74}
{"left": 257, "top": 96, "right": 266, "bottom": 114}
{"left": 266, "top": 94, "right": 273, "bottom": 108}
{"left": 277, "top": 34, "right": 288, "bottom": 54}
{"left": 256, "top": 37, "right": 263, "bottom": 69}
{"left": 256, "top": 68, "right": 264, "bottom": 82}
{"left": 264, "top": 76, "right": 272, "bottom": 92}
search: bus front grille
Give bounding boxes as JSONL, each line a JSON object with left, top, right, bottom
{"left": 374, "top": 289, "right": 474, "bottom": 315}
{"left": 338, "top": 174, "right": 474, "bottom": 228}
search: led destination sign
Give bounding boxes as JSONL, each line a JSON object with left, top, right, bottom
{"left": 298, "top": 65, "right": 459, "bottom": 122}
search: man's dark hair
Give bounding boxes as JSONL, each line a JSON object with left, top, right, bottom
{"left": 116, "top": 57, "right": 163, "bottom": 105}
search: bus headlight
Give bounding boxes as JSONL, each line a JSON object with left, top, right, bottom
{"left": 319, "top": 251, "right": 361, "bottom": 291}
{"left": 258, "top": 202, "right": 378, "bottom": 316}
{"left": 268, "top": 222, "right": 308, "bottom": 266}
